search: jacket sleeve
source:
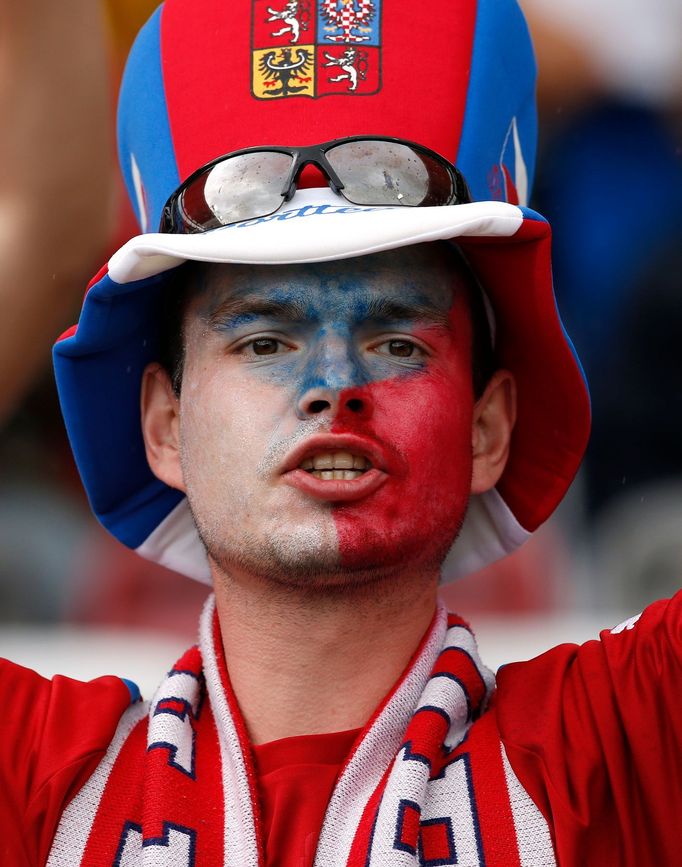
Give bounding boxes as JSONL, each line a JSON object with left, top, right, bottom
{"left": 0, "top": 659, "right": 137, "bottom": 867}
{"left": 495, "top": 590, "right": 682, "bottom": 867}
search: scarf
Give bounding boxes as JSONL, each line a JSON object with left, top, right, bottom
{"left": 47, "top": 597, "right": 555, "bottom": 866}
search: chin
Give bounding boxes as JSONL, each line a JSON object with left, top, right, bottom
{"left": 193, "top": 499, "right": 464, "bottom": 591}
{"left": 201, "top": 520, "right": 340, "bottom": 584}
{"left": 206, "top": 527, "right": 451, "bottom": 595}
{"left": 335, "top": 506, "right": 466, "bottom": 575}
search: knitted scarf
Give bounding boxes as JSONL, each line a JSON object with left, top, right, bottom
{"left": 47, "top": 597, "right": 555, "bottom": 866}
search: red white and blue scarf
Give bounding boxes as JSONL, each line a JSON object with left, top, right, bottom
{"left": 46, "top": 597, "right": 555, "bottom": 866}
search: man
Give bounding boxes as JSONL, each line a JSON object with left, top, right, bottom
{"left": 2, "top": 1, "right": 680, "bottom": 865}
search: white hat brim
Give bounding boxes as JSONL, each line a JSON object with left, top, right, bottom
{"left": 109, "top": 188, "right": 524, "bottom": 284}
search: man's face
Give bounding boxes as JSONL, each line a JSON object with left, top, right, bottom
{"left": 174, "top": 244, "right": 479, "bottom": 586}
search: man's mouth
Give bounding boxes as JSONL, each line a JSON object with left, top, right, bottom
{"left": 299, "top": 451, "right": 372, "bottom": 481}
{"left": 279, "top": 434, "right": 392, "bottom": 502}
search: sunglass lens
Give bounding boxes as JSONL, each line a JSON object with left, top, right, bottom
{"left": 325, "top": 141, "right": 456, "bottom": 207}
{"left": 177, "top": 152, "right": 294, "bottom": 231}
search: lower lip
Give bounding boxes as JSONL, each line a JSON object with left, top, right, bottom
{"left": 281, "top": 468, "right": 388, "bottom": 502}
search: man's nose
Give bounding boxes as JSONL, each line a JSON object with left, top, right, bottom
{"left": 296, "top": 385, "right": 370, "bottom": 420}
{"left": 295, "top": 337, "right": 373, "bottom": 420}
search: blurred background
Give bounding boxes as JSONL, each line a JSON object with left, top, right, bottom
{"left": 0, "top": 0, "right": 680, "bottom": 695}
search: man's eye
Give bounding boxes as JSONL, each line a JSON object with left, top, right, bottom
{"left": 374, "top": 339, "right": 421, "bottom": 358}
{"left": 244, "top": 337, "right": 289, "bottom": 356}
{"left": 233, "top": 334, "right": 296, "bottom": 357}
{"left": 388, "top": 340, "right": 415, "bottom": 357}
{"left": 252, "top": 338, "right": 279, "bottom": 355}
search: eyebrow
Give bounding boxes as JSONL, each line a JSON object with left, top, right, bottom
{"left": 206, "top": 296, "right": 310, "bottom": 328}
{"left": 204, "top": 293, "right": 451, "bottom": 329}
{"left": 363, "top": 297, "right": 450, "bottom": 327}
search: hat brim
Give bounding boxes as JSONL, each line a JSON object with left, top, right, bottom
{"left": 109, "top": 190, "right": 524, "bottom": 281}
{"left": 55, "top": 189, "right": 590, "bottom": 584}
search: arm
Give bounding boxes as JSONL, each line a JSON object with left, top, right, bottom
{"left": 0, "top": 659, "right": 136, "bottom": 866}
{"left": 496, "top": 592, "right": 682, "bottom": 866}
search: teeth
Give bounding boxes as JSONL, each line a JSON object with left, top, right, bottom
{"left": 333, "top": 451, "right": 355, "bottom": 469}
{"left": 299, "top": 451, "right": 372, "bottom": 473}
{"left": 309, "top": 469, "right": 364, "bottom": 480}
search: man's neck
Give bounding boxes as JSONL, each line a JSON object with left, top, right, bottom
{"left": 212, "top": 566, "right": 439, "bottom": 745}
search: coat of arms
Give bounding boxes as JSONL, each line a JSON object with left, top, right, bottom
{"left": 252, "top": 0, "right": 382, "bottom": 99}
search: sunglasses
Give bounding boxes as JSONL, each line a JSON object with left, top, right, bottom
{"left": 159, "top": 136, "right": 472, "bottom": 234}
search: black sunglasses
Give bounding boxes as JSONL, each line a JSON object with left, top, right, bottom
{"left": 159, "top": 136, "right": 472, "bottom": 234}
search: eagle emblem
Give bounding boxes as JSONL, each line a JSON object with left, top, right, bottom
{"left": 320, "top": 0, "right": 377, "bottom": 42}
{"left": 258, "top": 48, "right": 314, "bottom": 96}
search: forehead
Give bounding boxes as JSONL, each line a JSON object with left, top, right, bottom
{"left": 185, "top": 243, "right": 471, "bottom": 321}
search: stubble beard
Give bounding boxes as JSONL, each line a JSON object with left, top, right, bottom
{"left": 187, "top": 496, "right": 468, "bottom": 600}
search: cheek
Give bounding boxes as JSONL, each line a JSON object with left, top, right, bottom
{"left": 179, "top": 367, "right": 289, "bottom": 490}
{"left": 331, "top": 364, "right": 475, "bottom": 569}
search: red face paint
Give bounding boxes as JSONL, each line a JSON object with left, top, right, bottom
{"left": 331, "top": 307, "right": 475, "bottom": 572}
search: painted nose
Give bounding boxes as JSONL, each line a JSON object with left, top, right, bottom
{"left": 296, "top": 385, "right": 370, "bottom": 420}
{"left": 295, "top": 334, "right": 373, "bottom": 420}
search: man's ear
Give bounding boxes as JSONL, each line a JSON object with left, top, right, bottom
{"left": 470, "top": 369, "right": 516, "bottom": 495}
{"left": 140, "top": 362, "right": 186, "bottom": 493}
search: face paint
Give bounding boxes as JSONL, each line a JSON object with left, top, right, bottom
{"left": 177, "top": 246, "right": 475, "bottom": 585}
{"left": 332, "top": 307, "right": 474, "bottom": 572}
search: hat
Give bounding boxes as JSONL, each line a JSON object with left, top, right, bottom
{"left": 54, "top": 0, "right": 590, "bottom": 584}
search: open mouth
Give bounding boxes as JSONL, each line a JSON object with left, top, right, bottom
{"left": 281, "top": 435, "right": 390, "bottom": 502}
{"left": 299, "top": 451, "right": 372, "bottom": 481}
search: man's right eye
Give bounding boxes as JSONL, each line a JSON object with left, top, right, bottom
{"left": 236, "top": 336, "right": 296, "bottom": 357}
{"left": 251, "top": 338, "right": 280, "bottom": 355}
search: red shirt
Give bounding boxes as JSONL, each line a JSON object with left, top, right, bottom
{"left": 253, "top": 728, "right": 361, "bottom": 867}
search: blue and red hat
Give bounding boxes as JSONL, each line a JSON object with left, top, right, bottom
{"left": 54, "top": 0, "right": 590, "bottom": 584}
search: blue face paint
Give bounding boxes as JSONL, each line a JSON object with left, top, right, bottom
{"left": 198, "top": 254, "right": 456, "bottom": 402}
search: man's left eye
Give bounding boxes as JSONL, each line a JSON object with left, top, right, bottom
{"left": 374, "top": 339, "right": 423, "bottom": 359}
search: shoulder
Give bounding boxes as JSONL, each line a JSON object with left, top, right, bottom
{"left": 496, "top": 590, "right": 682, "bottom": 718}
{"left": 0, "top": 658, "right": 141, "bottom": 867}
{"left": 0, "top": 657, "right": 140, "bottom": 775}
{"left": 493, "top": 592, "right": 682, "bottom": 865}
